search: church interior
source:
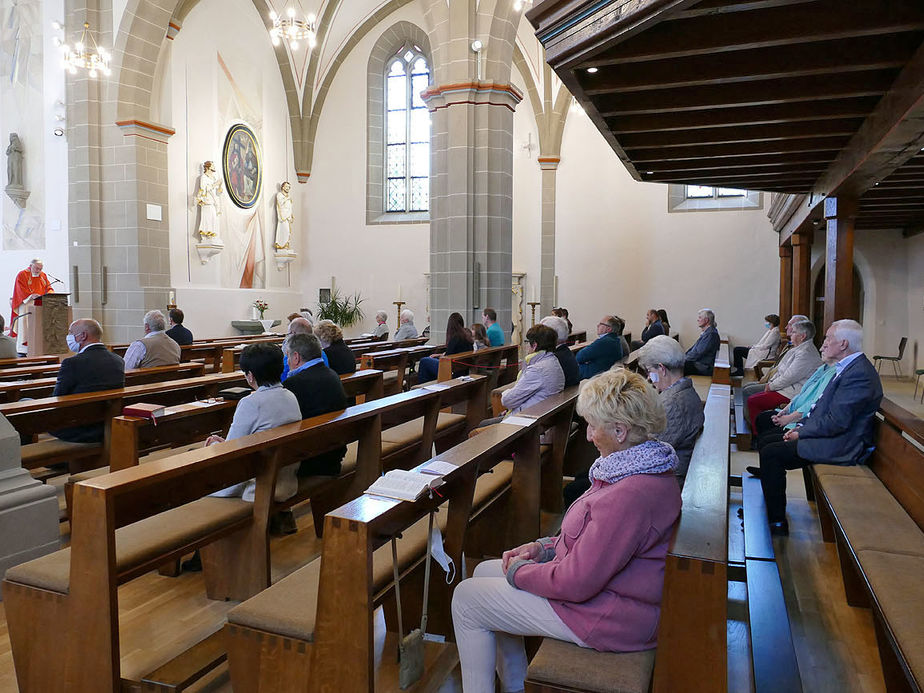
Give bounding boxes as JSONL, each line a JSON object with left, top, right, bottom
{"left": 0, "top": 0, "right": 922, "bottom": 691}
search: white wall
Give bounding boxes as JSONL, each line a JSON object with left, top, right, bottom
{"left": 0, "top": 0, "right": 70, "bottom": 330}
{"left": 164, "top": 0, "right": 303, "bottom": 337}
{"left": 300, "top": 2, "right": 430, "bottom": 338}
{"left": 554, "top": 109, "right": 780, "bottom": 349}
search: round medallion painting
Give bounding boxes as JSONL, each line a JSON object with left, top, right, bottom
{"left": 222, "top": 123, "right": 262, "bottom": 209}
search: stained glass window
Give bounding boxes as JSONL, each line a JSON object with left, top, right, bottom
{"left": 385, "top": 48, "right": 430, "bottom": 213}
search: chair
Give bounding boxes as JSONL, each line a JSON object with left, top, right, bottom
{"left": 873, "top": 337, "right": 907, "bottom": 378}
{"left": 915, "top": 369, "right": 924, "bottom": 402}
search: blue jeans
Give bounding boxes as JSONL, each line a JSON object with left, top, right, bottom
{"left": 417, "top": 355, "right": 439, "bottom": 383}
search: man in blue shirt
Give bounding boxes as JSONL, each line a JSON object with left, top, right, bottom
{"left": 281, "top": 317, "right": 328, "bottom": 381}
{"left": 483, "top": 308, "right": 504, "bottom": 347}
{"left": 576, "top": 315, "right": 624, "bottom": 379}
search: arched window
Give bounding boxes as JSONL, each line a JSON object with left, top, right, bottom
{"left": 385, "top": 47, "right": 430, "bottom": 213}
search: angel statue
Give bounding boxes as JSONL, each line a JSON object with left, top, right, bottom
{"left": 196, "top": 161, "right": 223, "bottom": 242}
{"left": 274, "top": 181, "right": 294, "bottom": 250}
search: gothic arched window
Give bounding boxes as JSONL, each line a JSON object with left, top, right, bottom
{"left": 385, "top": 48, "right": 430, "bottom": 213}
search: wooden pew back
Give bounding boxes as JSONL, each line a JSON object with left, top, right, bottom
{"left": 0, "top": 355, "right": 60, "bottom": 370}
{"left": 869, "top": 399, "right": 924, "bottom": 530}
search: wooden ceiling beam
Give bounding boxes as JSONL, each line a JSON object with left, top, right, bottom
{"left": 627, "top": 136, "right": 850, "bottom": 162}
{"left": 672, "top": 0, "right": 825, "bottom": 20}
{"left": 597, "top": 0, "right": 924, "bottom": 65}
{"left": 581, "top": 34, "right": 918, "bottom": 89}
{"left": 615, "top": 118, "right": 860, "bottom": 149}
{"left": 644, "top": 165, "right": 827, "bottom": 181}
{"left": 589, "top": 70, "right": 894, "bottom": 115}
{"left": 604, "top": 97, "right": 881, "bottom": 132}
{"left": 638, "top": 151, "right": 837, "bottom": 171}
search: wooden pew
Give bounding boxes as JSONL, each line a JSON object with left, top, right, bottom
{"left": 434, "top": 344, "right": 520, "bottom": 414}
{"left": 565, "top": 330, "right": 587, "bottom": 345}
{"left": 358, "top": 349, "right": 409, "bottom": 395}
{"left": 0, "top": 355, "right": 60, "bottom": 370}
{"left": 712, "top": 339, "right": 732, "bottom": 385}
{"left": 219, "top": 337, "right": 287, "bottom": 373}
{"left": 348, "top": 336, "right": 429, "bottom": 360}
{"left": 224, "top": 417, "right": 543, "bottom": 692}
{"left": 809, "top": 398, "right": 924, "bottom": 692}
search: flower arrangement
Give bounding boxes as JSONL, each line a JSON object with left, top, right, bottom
{"left": 253, "top": 299, "right": 269, "bottom": 319}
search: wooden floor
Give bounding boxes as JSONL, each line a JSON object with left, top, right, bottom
{"left": 0, "top": 447, "right": 896, "bottom": 692}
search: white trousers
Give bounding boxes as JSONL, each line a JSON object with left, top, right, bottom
{"left": 451, "top": 559, "right": 586, "bottom": 693}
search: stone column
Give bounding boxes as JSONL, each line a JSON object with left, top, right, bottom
{"left": 0, "top": 414, "right": 60, "bottom": 599}
{"left": 423, "top": 83, "right": 521, "bottom": 343}
{"left": 539, "top": 157, "right": 559, "bottom": 317}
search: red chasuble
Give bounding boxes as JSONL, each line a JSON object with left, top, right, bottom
{"left": 10, "top": 269, "right": 52, "bottom": 337}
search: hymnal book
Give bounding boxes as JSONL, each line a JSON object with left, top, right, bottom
{"left": 218, "top": 386, "right": 251, "bottom": 400}
{"left": 122, "top": 403, "right": 166, "bottom": 420}
{"left": 364, "top": 470, "right": 445, "bottom": 502}
{"left": 420, "top": 460, "right": 457, "bottom": 476}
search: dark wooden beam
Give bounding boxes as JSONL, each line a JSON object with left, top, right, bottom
{"left": 627, "top": 136, "right": 850, "bottom": 162}
{"left": 779, "top": 245, "right": 793, "bottom": 327}
{"left": 616, "top": 119, "right": 861, "bottom": 149}
{"left": 791, "top": 230, "right": 813, "bottom": 319}
{"left": 604, "top": 98, "right": 881, "bottom": 132}
{"left": 597, "top": 0, "right": 924, "bottom": 65}
{"left": 673, "top": 0, "right": 831, "bottom": 20}
{"left": 823, "top": 197, "right": 858, "bottom": 329}
{"left": 639, "top": 151, "right": 837, "bottom": 172}
{"left": 644, "top": 163, "right": 826, "bottom": 181}
{"left": 902, "top": 226, "right": 924, "bottom": 237}
{"left": 589, "top": 70, "right": 895, "bottom": 115}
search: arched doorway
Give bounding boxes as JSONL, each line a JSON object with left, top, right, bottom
{"left": 812, "top": 265, "right": 864, "bottom": 346}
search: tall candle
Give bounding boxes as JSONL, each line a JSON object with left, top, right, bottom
{"left": 398, "top": 284, "right": 403, "bottom": 300}
{"left": 531, "top": 286, "right": 537, "bottom": 302}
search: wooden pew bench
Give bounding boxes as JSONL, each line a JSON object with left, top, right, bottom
{"left": 358, "top": 349, "right": 409, "bottom": 395}
{"left": 525, "top": 383, "right": 731, "bottom": 693}
{"left": 566, "top": 330, "right": 587, "bottom": 345}
{"left": 810, "top": 399, "right": 924, "bottom": 692}
{"left": 0, "top": 355, "right": 60, "bottom": 370}
{"left": 224, "top": 418, "right": 541, "bottom": 692}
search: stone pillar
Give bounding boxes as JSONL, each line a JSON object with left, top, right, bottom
{"left": 823, "top": 197, "right": 858, "bottom": 330}
{"left": 778, "top": 244, "right": 792, "bottom": 327}
{"left": 791, "top": 230, "right": 813, "bottom": 320}
{"left": 423, "top": 83, "right": 521, "bottom": 343}
{"left": 539, "top": 157, "right": 559, "bottom": 317}
{"left": 0, "top": 414, "right": 60, "bottom": 599}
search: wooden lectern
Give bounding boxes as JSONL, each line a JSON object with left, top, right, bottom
{"left": 24, "top": 294, "right": 72, "bottom": 356}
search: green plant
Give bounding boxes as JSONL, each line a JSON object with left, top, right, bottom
{"left": 317, "top": 290, "right": 365, "bottom": 328}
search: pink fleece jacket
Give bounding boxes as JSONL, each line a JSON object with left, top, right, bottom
{"left": 511, "top": 472, "right": 681, "bottom": 651}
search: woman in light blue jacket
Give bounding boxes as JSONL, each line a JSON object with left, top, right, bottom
{"left": 501, "top": 324, "right": 565, "bottom": 415}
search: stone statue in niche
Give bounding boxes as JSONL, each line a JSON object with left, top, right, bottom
{"left": 195, "top": 160, "right": 223, "bottom": 243}
{"left": 274, "top": 181, "right": 294, "bottom": 250}
{"left": 5, "top": 133, "right": 29, "bottom": 208}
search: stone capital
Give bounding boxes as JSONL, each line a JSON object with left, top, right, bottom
{"left": 538, "top": 156, "right": 560, "bottom": 171}
{"left": 421, "top": 81, "right": 523, "bottom": 112}
{"left": 115, "top": 119, "right": 176, "bottom": 144}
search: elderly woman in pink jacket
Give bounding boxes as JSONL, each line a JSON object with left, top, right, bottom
{"left": 452, "top": 369, "right": 682, "bottom": 692}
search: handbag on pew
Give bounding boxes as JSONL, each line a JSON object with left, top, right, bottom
{"left": 391, "top": 510, "right": 434, "bottom": 690}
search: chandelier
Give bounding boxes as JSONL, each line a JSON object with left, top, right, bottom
{"left": 55, "top": 22, "right": 111, "bottom": 78}
{"left": 513, "top": 0, "right": 533, "bottom": 10}
{"left": 268, "top": 4, "right": 317, "bottom": 51}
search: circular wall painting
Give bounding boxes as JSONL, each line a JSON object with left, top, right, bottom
{"left": 222, "top": 123, "right": 262, "bottom": 209}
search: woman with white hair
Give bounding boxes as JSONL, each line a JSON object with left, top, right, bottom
{"left": 394, "top": 309, "right": 418, "bottom": 340}
{"left": 683, "top": 308, "right": 720, "bottom": 376}
{"left": 638, "top": 336, "right": 705, "bottom": 481}
{"left": 452, "top": 369, "right": 681, "bottom": 693}
{"left": 372, "top": 310, "right": 389, "bottom": 340}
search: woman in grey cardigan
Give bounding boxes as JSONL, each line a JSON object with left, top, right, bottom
{"left": 639, "top": 335, "right": 705, "bottom": 482}
{"left": 501, "top": 324, "right": 565, "bottom": 415}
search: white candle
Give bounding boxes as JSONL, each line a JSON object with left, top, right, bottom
{"left": 398, "top": 284, "right": 403, "bottom": 300}
{"left": 531, "top": 286, "right": 537, "bottom": 302}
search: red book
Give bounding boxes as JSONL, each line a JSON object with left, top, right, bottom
{"left": 123, "top": 403, "right": 167, "bottom": 421}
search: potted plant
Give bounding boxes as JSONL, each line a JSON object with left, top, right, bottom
{"left": 317, "top": 290, "right": 365, "bottom": 329}
{"left": 253, "top": 299, "right": 272, "bottom": 332}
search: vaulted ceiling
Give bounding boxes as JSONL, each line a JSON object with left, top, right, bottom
{"left": 526, "top": 0, "right": 924, "bottom": 236}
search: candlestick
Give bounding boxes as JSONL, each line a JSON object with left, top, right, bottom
{"left": 393, "top": 300, "right": 406, "bottom": 330}
{"left": 526, "top": 301, "right": 540, "bottom": 327}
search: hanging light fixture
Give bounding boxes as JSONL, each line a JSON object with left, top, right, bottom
{"left": 268, "top": 4, "right": 317, "bottom": 51}
{"left": 513, "top": 0, "right": 533, "bottom": 11}
{"left": 55, "top": 21, "right": 111, "bottom": 78}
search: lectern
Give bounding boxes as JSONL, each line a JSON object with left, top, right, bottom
{"left": 24, "top": 293, "right": 72, "bottom": 356}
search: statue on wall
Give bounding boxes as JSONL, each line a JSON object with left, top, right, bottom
{"left": 195, "top": 160, "right": 223, "bottom": 242}
{"left": 7, "top": 134, "right": 24, "bottom": 187}
{"left": 274, "top": 181, "right": 294, "bottom": 250}
{"left": 5, "top": 133, "right": 29, "bottom": 209}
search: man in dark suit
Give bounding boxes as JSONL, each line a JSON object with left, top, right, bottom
{"left": 748, "top": 319, "right": 882, "bottom": 535}
{"left": 53, "top": 319, "right": 126, "bottom": 443}
{"left": 282, "top": 333, "right": 348, "bottom": 477}
{"left": 166, "top": 308, "right": 194, "bottom": 346}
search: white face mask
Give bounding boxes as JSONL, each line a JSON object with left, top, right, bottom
{"left": 648, "top": 369, "right": 659, "bottom": 384}
{"left": 66, "top": 334, "right": 79, "bottom": 352}
{"left": 429, "top": 523, "right": 456, "bottom": 584}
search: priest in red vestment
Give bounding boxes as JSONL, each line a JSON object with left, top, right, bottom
{"left": 10, "top": 258, "right": 53, "bottom": 341}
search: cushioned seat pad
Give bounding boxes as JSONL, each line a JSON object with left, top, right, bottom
{"left": 381, "top": 414, "right": 466, "bottom": 446}
{"left": 21, "top": 439, "right": 101, "bottom": 467}
{"left": 811, "top": 463, "right": 875, "bottom": 480}
{"left": 228, "top": 509, "right": 448, "bottom": 642}
{"left": 472, "top": 461, "right": 513, "bottom": 513}
{"left": 855, "top": 550, "right": 924, "bottom": 684}
{"left": 819, "top": 477, "right": 924, "bottom": 555}
{"left": 527, "top": 638, "right": 655, "bottom": 693}
{"left": 5, "top": 497, "right": 252, "bottom": 593}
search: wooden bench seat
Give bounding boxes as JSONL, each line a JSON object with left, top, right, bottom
{"left": 525, "top": 638, "right": 655, "bottom": 693}
{"left": 21, "top": 437, "right": 101, "bottom": 469}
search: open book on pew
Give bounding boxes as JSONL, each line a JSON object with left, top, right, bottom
{"left": 364, "top": 469, "right": 446, "bottom": 502}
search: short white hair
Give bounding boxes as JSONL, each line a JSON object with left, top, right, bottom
{"left": 375, "top": 310, "right": 388, "bottom": 323}
{"left": 540, "top": 316, "right": 569, "bottom": 344}
{"left": 144, "top": 309, "right": 166, "bottom": 332}
{"left": 400, "top": 309, "right": 414, "bottom": 323}
{"left": 637, "top": 335, "right": 685, "bottom": 373}
{"left": 830, "top": 319, "right": 863, "bottom": 354}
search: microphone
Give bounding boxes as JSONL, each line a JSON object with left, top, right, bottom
{"left": 45, "top": 273, "right": 64, "bottom": 286}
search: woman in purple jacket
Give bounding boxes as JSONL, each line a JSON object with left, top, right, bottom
{"left": 452, "top": 369, "right": 682, "bottom": 692}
